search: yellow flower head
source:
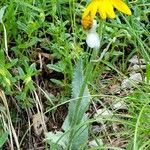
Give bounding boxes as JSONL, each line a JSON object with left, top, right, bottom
{"left": 82, "top": 15, "right": 93, "bottom": 30}
{"left": 82, "top": 0, "right": 132, "bottom": 29}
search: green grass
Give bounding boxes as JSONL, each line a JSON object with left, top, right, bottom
{"left": 0, "top": 0, "right": 150, "bottom": 149}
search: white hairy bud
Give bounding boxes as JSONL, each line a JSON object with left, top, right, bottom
{"left": 86, "top": 20, "right": 100, "bottom": 49}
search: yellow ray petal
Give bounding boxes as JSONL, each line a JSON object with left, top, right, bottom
{"left": 90, "top": 3, "right": 97, "bottom": 20}
{"left": 82, "top": 2, "right": 94, "bottom": 19}
{"left": 105, "top": 0, "right": 115, "bottom": 18}
{"left": 111, "top": 0, "right": 132, "bottom": 15}
{"left": 97, "top": 1, "right": 107, "bottom": 19}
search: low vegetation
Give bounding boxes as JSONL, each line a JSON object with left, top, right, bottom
{"left": 0, "top": 0, "right": 150, "bottom": 149}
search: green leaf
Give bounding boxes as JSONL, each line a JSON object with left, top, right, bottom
{"left": 146, "top": 63, "right": 150, "bottom": 83}
{"left": 46, "top": 131, "right": 67, "bottom": 150}
{"left": 69, "top": 59, "right": 91, "bottom": 123}
{"left": 72, "top": 59, "right": 84, "bottom": 98}
{"left": 18, "top": 67, "right": 25, "bottom": 76}
{"left": 50, "top": 79, "right": 64, "bottom": 86}
{"left": 62, "top": 59, "right": 90, "bottom": 149}
{"left": 47, "top": 64, "right": 63, "bottom": 72}
{"left": 5, "top": 59, "right": 18, "bottom": 68}
{"left": 0, "top": 6, "right": 7, "bottom": 23}
{"left": 0, "top": 132, "right": 8, "bottom": 148}
{"left": 70, "top": 115, "right": 88, "bottom": 150}
{"left": 0, "top": 50, "right": 5, "bottom": 65}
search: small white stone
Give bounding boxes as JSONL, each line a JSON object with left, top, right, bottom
{"left": 121, "top": 78, "right": 132, "bottom": 89}
{"left": 94, "top": 108, "right": 113, "bottom": 123}
{"left": 89, "top": 139, "right": 103, "bottom": 147}
{"left": 121, "top": 72, "right": 143, "bottom": 89}
{"left": 129, "top": 55, "right": 145, "bottom": 64}
{"left": 129, "top": 55, "right": 139, "bottom": 64}
{"left": 129, "top": 64, "right": 146, "bottom": 71}
{"left": 112, "top": 101, "right": 127, "bottom": 110}
{"left": 129, "top": 72, "right": 142, "bottom": 83}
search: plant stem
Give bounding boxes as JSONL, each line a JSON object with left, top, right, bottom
{"left": 67, "top": 20, "right": 105, "bottom": 150}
